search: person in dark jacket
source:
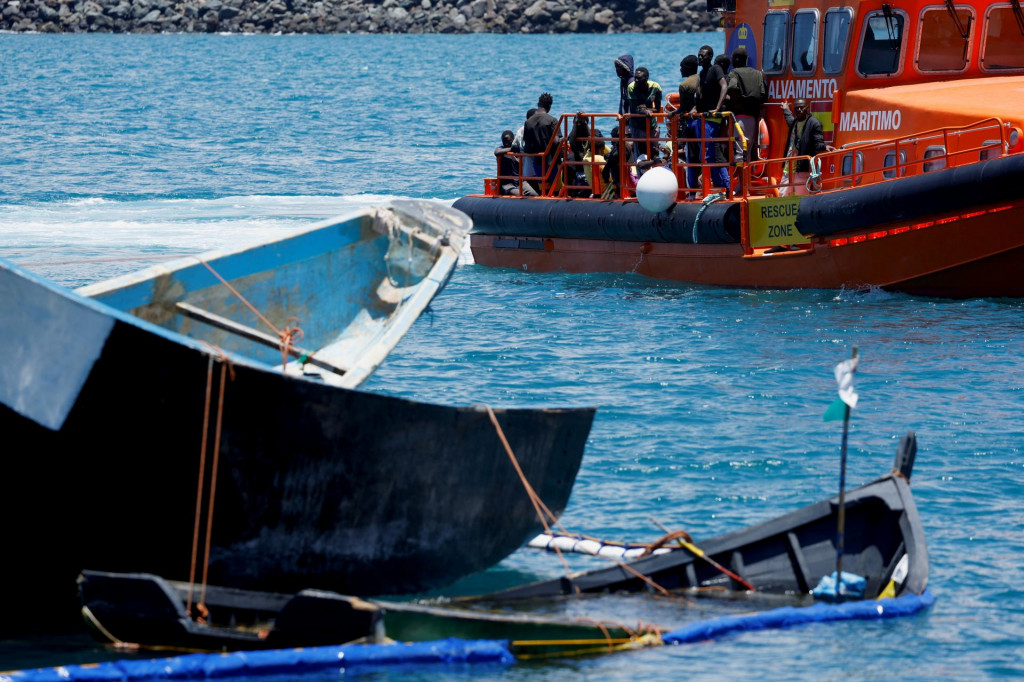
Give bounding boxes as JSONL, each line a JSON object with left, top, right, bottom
{"left": 494, "top": 130, "right": 538, "bottom": 196}
{"left": 666, "top": 54, "right": 701, "bottom": 194}
{"left": 694, "top": 44, "right": 730, "bottom": 189}
{"left": 523, "top": 92, "right": 561, "bottom": 193}
{"left": 614, "top": 54, "right": 635, "bottom": 117}
{"left": 781, "top": 97, "right": 826, "bottom": 195}
{"left": 727, "top": 47, "right": 768, "bottom": 162}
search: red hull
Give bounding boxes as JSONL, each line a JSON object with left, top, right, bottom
{"left": 470, "top": 200, "right": 1024, "bottom": 298}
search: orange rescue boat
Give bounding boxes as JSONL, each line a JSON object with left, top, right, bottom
{"left": 456, "top": 0, "right": 1024, "bottom": 298}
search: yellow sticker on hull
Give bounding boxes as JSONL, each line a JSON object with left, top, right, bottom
{"left": 748, "top": 196, "right": 810, "bottom": 247}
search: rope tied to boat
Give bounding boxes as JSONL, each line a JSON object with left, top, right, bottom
{"left": 484, "top": 405, "right": 574, "bottom": 577}
{"left": 277, "top": 317, "right": 304, "bottom": 370}
{"left": 807, "top": 156, "right": 823, "bottom": 193}
{"left": 692, "top": 192, "right": 725, "bottom": 244}
{"left": 186, "top": 346, "right": 235, "bottom": 623}
{"left": 196, "top": 258, "right": 306, "bottom": 371}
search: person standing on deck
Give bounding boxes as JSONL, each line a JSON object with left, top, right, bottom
{"left": 692, "top": 45, "right": 730, "bottom": 189}
{"left": 614, "top": 54, "right": 635, "bottom": 118}
{"left": 625, "top": 66, "right": 663, "bottom": 158}
{"left": 727, "top": 47, "right": 768, "bottom": 163}
{"left": 667, "top": 54, "right": 702, "bottom": 195}
{"left": 523, "top": 92, "right": 561, "bottom": 194}
{"left": 781, "top": 97, "right": 826, "bottom": 196}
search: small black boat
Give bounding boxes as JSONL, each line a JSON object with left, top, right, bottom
{"left": 480, "top": 432, "right": 927, "bottom": 602}
{"left": 78, "top": 570, "right": 645, "bottom": 659}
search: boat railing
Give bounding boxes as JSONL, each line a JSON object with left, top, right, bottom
{"left": 487, "top": 115, "right": 1014, "bottom": 204}
{"left": 811, "top": 117, "right": 1010, "bottom": 191}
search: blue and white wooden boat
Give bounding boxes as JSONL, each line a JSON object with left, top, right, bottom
{"left": 77, "top": 199, "right": 468, "bottom": 389}
{"left": 0, "top": 200, "right": 594, "bottom": 636}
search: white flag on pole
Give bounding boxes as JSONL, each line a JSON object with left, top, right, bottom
{"left": 834, "top": 356, "right": 859, "bottom": 408}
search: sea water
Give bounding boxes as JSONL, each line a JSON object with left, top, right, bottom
{"left": 1, "top": 33, "right": 1022, "bottom": 679}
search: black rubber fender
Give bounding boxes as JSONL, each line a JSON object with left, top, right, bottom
{"left": 797, "top": 153, "right": 1024, "bottom": 237}
{"left": 454, "top": 196, "right": 741, "bottom": 245}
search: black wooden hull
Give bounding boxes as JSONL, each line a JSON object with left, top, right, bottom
{"left": 0, "top": 260, "right": 592, "bottom": 634}
{"left": 483, "top": 438, "right": 927, "bottom": 601}
{"left": 78, "top": 571, "right": 639, "bottom": 657}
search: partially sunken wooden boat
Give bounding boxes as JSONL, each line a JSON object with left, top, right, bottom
{"left": 0, "top": 200, "right": 593, "bottom": 633}
{"left": 77, "top": 435, "right": 927, "bottom": 657}
{"left": 78, "top": 571, "right": 644, "bottom": 659}
{"left": 484, "top": 433, "right": 927, "bottom": 601}
{"left": 459, "top": 0, "right": 1024, "bottom": 298}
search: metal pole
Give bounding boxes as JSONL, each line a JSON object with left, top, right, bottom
{"left": 835, "top": 345, "right": 858, "bottom": 600}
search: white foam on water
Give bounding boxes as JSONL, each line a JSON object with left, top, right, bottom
{"left": 0, "top": 193, "right": 469, "bottom": 285}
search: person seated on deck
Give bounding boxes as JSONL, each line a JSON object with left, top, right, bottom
{"left": 582, "top": 127, "right": 608, "bottom": 197}
{"left": 523, "top": 92, "right": 562, "bottom": 194}
{"left": 566, "top": 112, "right": 593, "bottom": 197}
{"left": 693, "top": 45, "right": 731, "bottom": 190}
{"left": 625, "top": 66, "right": 663, "bottom": 159}
{"left": 494, "top": 130, "right": 538, "bottom": 197}
{"left": 601, "top": 120, "right": 635, "bottom": 199}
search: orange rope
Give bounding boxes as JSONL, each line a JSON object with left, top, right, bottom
{"left": 186, "top": 347, "right": 235, "bottom": 623}
{"left": 186, "top": 355, "right": 214, "bottom": 620}
{"left": 198, "top": 361, "right": 229, "bottom": 615}
{"left": 484, "top": 405, "right": 572, "bottom": 576}
{"left": 587, "top": 553, "right": 674, "bottom": 597}
{"left": 196, "top": 258, "right": 303, "bottom": 369}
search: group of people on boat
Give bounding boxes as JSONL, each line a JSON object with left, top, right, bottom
{"left": 493, "top": 45, "right": 831, "bottom": 200}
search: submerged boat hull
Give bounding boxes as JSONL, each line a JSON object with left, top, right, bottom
{"left": 0, "top": 211, "right": 593, "bottom": 634}
{"left": 482, "top": 436, "right": 927, "bottom": 601}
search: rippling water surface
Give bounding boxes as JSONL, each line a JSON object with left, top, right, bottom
{"left": 1, "top": 32, "right": 1022, "bottom": 679}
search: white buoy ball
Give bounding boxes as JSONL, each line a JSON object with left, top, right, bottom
{"left": 635, "top": 166, "right": 678, "bottom": 213}
{"left": 634, "top": 165, "right": 675, "bottom": 210}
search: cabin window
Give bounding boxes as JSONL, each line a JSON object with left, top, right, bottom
{"left": 923, "top": 146, "right": 947, "bottom": 172}
{"left": 857, "top": 10, "right": 907, "bottom": 76}
{"left": 763, "top": 11, "right": 791, "bottom": 75}
{"left": 917, "top": 6, "right": 974, "bottom": 72}
{"left": 823, "top": 8, "right": 855, "bottom": 74}
{"left": 792, "top": 11, "right": 819, "bottom": 75}
{"left": 883, "top": 150, "right": 907, "bottom": 178}
{"left": 980, "top": 5, "right": 1024, "bottom": 71}
{"left": 841, "top": 151, "right": 864, "bottom": 176}
{"left": 980, "top": 139, "right": 1002, "bottom": 160}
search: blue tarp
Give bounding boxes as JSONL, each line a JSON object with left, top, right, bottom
{"left": 0, "top": 639, "right": 515, "bottom": 682}
{"left": 662, "top": 589, "right": 935, "bottom": 645}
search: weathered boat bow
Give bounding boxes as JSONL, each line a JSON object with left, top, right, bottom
{"left": 0, "top": 201, "right": 593, "bottom": 635}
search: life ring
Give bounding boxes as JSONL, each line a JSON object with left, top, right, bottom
{"left": 752, "top": 118, "right": 770, "bottom": 178}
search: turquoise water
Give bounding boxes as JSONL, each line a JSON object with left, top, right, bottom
{"left": 1, "top": 33, "right": 1023, "bottom": 679}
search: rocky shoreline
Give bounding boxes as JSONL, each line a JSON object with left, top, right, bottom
{"left": 0, "top": 0, "right": 720, "bottom": 34}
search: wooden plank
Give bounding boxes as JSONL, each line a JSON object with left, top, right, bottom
{"left": 786, "top": 531, "right": 811, "bottom": 593}
{"left": 175, "top": 302, "right": 348, "bottom": 376}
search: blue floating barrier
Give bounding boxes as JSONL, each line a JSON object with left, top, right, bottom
{"left": 661, "top": 590, "right": 935, "bottom": 645}
{"left": 0, "top": 638, "right": 515, "bottom": 682}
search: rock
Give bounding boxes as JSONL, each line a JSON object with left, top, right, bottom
{"left": 522, "top": 0, "right": 543, "bottom": 17}
{"left": 0, "top": 0, "right": 717, "bottom": 33}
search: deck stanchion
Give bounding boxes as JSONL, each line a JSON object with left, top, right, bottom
{"left": 834, "top": 346, "right": 859, "bottom": 600}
